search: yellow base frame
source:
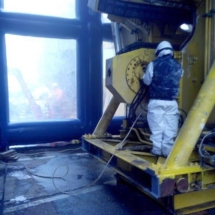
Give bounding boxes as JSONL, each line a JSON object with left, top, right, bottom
{"left": 82, "top": 137, "right": 215, "bottom": 214}
{"left": 174, "top": 188, "right": 215, "bottom": 214}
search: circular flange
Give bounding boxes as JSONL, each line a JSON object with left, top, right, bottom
{"left": 125, "top": 56, "right": 148, "bottom": 93}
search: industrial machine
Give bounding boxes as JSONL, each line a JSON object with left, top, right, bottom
{"left": 83, "top": 0, "right": 215, "bottom": 214}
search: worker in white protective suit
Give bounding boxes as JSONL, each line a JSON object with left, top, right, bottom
{"left": 143, "top": 41, "right": 183, "bottom": 157}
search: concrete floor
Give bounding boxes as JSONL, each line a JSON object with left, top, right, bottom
{"left": 0, "top": 145, "right": 213, "bottom": 215}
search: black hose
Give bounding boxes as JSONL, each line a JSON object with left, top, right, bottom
{"left": 198, "top": 132, "right": 215, "bottom": 159}
{"left": 128, "top": 83, "right": 148, "bottom": 125}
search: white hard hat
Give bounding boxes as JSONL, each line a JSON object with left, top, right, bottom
{"left": 155, "top": 41, "right": 173, "bottom": 57}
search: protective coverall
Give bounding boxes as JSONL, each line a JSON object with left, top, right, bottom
{"left": 143, "top": 48, "right": 183, "bottom": 157}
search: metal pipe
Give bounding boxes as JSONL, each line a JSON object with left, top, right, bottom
{"left": 112, "top": 22, "right": 122, "bottom": 53}
{"left": 211, "top": 0, "right": 215, "bottom": 66}
{"left": 208, "top": 0, "right": 212, "bottom": 68}
{"left": 203, "top": 0, "right": 213, "bottom": 76}
{"left": 93, "top": 96, "right": 120, "bottom": 137}
{"left": 164, "top": 60, "right": 215, "bottom": 168}
{"left": 204, "top": 0, "right": 209, "bottom": 76}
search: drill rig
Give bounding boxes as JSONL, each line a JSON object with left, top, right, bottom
{"left": 83, "top": 0, "right": 215, "bottom": 214}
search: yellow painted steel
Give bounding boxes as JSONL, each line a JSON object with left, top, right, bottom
{"left": 208, "top": 0, "right": 212, "bottom": 70}
{"left": 164, "top": 60, "right": 215, "bottom": 168}
{"left": 179, "top": 2, "right": 205, "bottom": 116}
{"left": 106, "top": 48, "right": 154, "bottom": 104}
{"left": 86, "top": 0, "right": 215, "bottom": 213}
{"left": 174, "top": 188, "right": 215, "bottom": 214}
{"left": 204, "top": 0, "right": 209, "bottom": 76}
{"left": 93, "top": 96, "right": 120, "bottom": 137}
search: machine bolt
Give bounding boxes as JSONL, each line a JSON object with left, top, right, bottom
{"left": 176, "top": 178, "right": 189, "bottom": 193}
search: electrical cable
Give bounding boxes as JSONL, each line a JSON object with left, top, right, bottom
{"left": 52, "top": 112, "right": 143, "bottom": 195}
{"left": 0, "top": 146, "right": 82, "bottom": 181}
{"left": 23, "top": 163, "right": 66, "bottom": 180}
{"left": 198, "top": 132, "right": 215, "bottom": 159}
{"left": 130, "top": 128, "right": 152, "bottom": 145}
{"left": 175, "top": 109, "right": 187, "bottom": 128}
{"left": 178, "top": 108, "right": 187, "bottom": 118}
{"left": 198, "top": 132, "right": 215, "bottom": 167}
{"left": 0, "top": 160, "right": 66, "bottom": 180}
{"left": 17, "top": 147, "right": 82, "bottom": 156}
{"left": 139, "top": 128, "right": 151, "bottom": 141}
{"left": 139, "top": 99, "right": 148, "bottom": 112}
{"left": 128, "top": 83, "right": 148, "bottom": 125}
{"left": 1, "top": 117, "right": 143, "bottom": 196}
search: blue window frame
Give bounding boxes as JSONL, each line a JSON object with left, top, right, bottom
{"left": 2, "top": 0, "right": 76, "bottom": 19}
{"left": 0, "top": 0, "right": 123, "bottom": 149}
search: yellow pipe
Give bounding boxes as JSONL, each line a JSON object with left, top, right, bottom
{"left": 164, "top": 60, "right": 215, "bottom": 168}
{"left": 204, "top": 0, "right": 213, "bottom": 76}
{"left": 208, "top": 0, "right": 212, "bottom": 69}
{"left": 211, "top": 0, "right": 215, "bottom": 65}
{"left": 93, "top": 96, "right": 120, "bottom": 137}
{"left": 204, "top": 0, "right": 209, "bottom": 76}
{"left": 131, "top": 128, "right": 152, "bottom": 145}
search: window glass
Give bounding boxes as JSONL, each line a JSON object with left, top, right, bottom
{"left": 6, "top": 34, "right": 77, "bottom": 122}
{"left": 103, "top": 41, "right": 125, "bottom": 116}
{"left": 101, "top": 13, "right": 111, "bottom": 23}
{"left": 2, "top": 0, "right": 76, "bottom": 19}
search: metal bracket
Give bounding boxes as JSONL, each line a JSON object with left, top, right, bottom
{"left": 203, "top": 9, "right": 215, "bottom": 18}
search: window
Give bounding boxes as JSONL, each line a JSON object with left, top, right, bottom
{"left": 102, "top": 41, "right": 125, "bottom": 116}
{"left": 6, "top": 34, "right": 77, "bottom": 122}
{"left": 2, "top": 0, "right": 76, "bottom": 19}
{"left": 101, "top": 13, "right": 110, "bottom": 23}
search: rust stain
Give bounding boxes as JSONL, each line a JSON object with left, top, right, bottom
{"left": 160, "top": 178, "right": 175, "bottom": 197}
{"left": 176, "top": 178, "right": 189, "bottom": 193}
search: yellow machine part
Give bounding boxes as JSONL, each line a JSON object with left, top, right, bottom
{"left": 164, "top": 61, "right": 215, "bottom": 168}
{"left": 106, "top": 48, "right": 153, "bottom": 104}
{"left": 83, "top": 0, "right": 215, "bottom": 214}
{"left": 106, "top": 48, "right": 182, "bottom": 104}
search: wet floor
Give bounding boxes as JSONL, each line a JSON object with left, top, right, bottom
{"left": 0, "top": 145, "right": 213, "bottom": 215}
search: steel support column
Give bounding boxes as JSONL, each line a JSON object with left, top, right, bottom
{"left": 164, "top": 60, "right": 215, "bottom": 168}
{"left": 93, "top": 96, "right": 120, "bottom": 137}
